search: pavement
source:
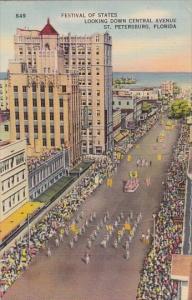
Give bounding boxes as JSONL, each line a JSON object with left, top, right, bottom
{"left": 4, "top": 118, "right": 179, "bottom": 300}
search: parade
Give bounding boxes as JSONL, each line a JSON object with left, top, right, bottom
{"left": 0, "top": 115, "right": 158, "bottom": 297}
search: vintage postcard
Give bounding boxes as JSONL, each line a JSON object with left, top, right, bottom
{"left": 0, "top": 0, "right": 192, "bottom": 299}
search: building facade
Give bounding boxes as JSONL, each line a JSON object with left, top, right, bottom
{"left": 28, "top": 148, "right": 69, "bottom": 200}
{"left": 0, "top": 78, "right": 8, "bottom": 110}
{"left": 0, "top": 139, "right": 29, "bottom": 221}
{"left": 9, "top": 20, "right": 81, "bottom": 165}
{"left": 60, "top": 32, "right": 113, "bottom": 155}
{"left": 9, "top": 19, "right": 113, "bottom": 157}
{"left": 113, "top": 110, "right": 121, "bottom": 137}
{"left": 160, "top": 81, "right": 175, "bottom": 97}
{"left": 0, "top": 110, "right": 10, "bottom": 141}
{"left": 113, "top": 89, "right": 143, "bottom": 127}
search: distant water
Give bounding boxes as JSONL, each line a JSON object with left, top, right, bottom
{"left": 1, "top": 72, "right": 191, "bottom": 89}
{"left": 113, "top": 72, "right": 192, "bottom": 90}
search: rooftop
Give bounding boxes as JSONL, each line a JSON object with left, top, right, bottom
{"left": 40, "top": 18, "right": 58, "bottom": 36}
{"left": 171, "top": 254, "right": 192, "bottom": 300}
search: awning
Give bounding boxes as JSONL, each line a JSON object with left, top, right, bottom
{"left": 0, "top": 201, "right": 43, "bottom": 241}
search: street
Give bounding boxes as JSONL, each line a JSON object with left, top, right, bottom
{"left": 4, "top": 118, "right": 179, "bottom": 300}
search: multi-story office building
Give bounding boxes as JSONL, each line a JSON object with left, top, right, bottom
{"left": 9, "top": 19, "right": 81, "bottom": 165}
{"left": 9, "top": 19, "right": 113, "bottom": 158}
{"left": 59, "top": 32, "right": 113, "bottom": 155}
{"left": 0, "top": 139, "right": 29, "bottom": 221}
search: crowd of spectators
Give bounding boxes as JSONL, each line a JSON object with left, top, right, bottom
{"left": 27, "top": 148, "right": 62, "bottom": 173}
{"left": 0, "top": 114, "right": 158, "bottom": 298}
{"left": 137, "top": 124, "right": 189, "bottom": 300}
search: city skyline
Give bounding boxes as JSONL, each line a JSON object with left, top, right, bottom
{"left": 0, "top": 0, "right": 192, "bottom": 72}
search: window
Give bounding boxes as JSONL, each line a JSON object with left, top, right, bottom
{"left": 49, "top": 85, "right": 53, "bottom": 93}
{"left": 97, "top": 100, "right": 100, "bottom": 106}
{"left": 127, "top": 101, "right": 129, "bottom": 105}
{"left": 59, "top": 98, "right": 63, "bottom": 107}
{"left": 40, "top": 84, "right": 45, "bottom": 93}
{"left": 97, "top": 130, "right": 101, "bottom": 135}
{"left": 24, "top": 112, "right": 28, "bottom": 120}
{"left": 15, "top": 112, "right": 19, "bottom": 120}
{"left": 50, "top": 112, "right": 54, "bottom": 120}
{"left": 25, "top": 125, "right": 28, "bottom": 132}
{"left": 97, "top": 110, "right": 100, "bottom": 117}
{"left": 22, "top": 86, "right": 27, "bottom": 92}
{"left": 33, "top": 112, "right": 38, "bottom": 120}
{"left": 62, "top": 85, "right": 66, "bottom": 93}
{"left": 118, "top": 101, "right": 121, "bottom": 105}
{"left": 97, "top": 91, "right": 100, "bottom": 96}
{"left": 23, "top": 98, "right": 27, "bottom": 106}
{"left": 60, "top": 112, "right": 64, "bottom": 121}
{"left": 4, "top": 125, "right": 9, "bottom": 131}
{"left": 41, "top": 112, "right": 46, "bottom": 120}
{"left": 50, "top": 125, "right": 54, "bottom": 133}
{"left": 16, "top": 125, "right": 20, "bottom": 133}
{"left": 14, "top": 99, "right": 19, "bottom": 106}
{"left": 61, "top": 138, "right": 64, "bottom": 145}
{"left": 51, "top": 138, "right": 55, "bottom": 146}
{"left": 34, "top": 125, "right": 38, "bottom": 133}
{"left": 42, "top": 125, "right": 46, "bottom": 133}
{"left": 60, "top": 125, "right": 64, "bottom": 133}
{"left": 41, "top": 99, "right": 45, "bottom": 107}
{"left": 49, "top": 99, "right": 53, "bottom": 107}
{"left": 13, "top": 86, "right": 18, "bottom": 92}
{"left": 43, "top": 138, "right": 47, "bottom": 146}
{"left": 33, "top": 98, "right": 37, "bottom": 106}
{"left": 32, "top": 83, "right": 36, "bottom": 92}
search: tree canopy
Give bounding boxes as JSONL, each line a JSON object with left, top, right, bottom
{"left": 169, "top": 99, "right": 191, "bottom": 119}
{"left": 142, "top": 101, "right": 152, "bottom": 113}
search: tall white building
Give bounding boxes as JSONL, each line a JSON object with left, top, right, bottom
{"left": 0, "top": 139, "right": 29, "bottom": 221}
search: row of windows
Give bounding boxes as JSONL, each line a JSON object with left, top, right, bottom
{"left": 0, "top": 153, "right": 25, "bottom": 174}
{"left": 82, "top": 130, "right": 101, "bottom": 136}
{"left": 16, "top": 124, "right": 64, "bottom": 134}
{"left": 112, "top": 101, "right": 130, "bottom": 106}
{"left": 15, "top": 111, "right": 64, "bottom": 121}
{"left": 2, "top": 188, "right": 26, "bottom": 213}
{"left": 82, "top": 140, "right": 101, "bottom": 146}
{"left": 13, "top": 85, "right": 66, "bottom": 93}
{"left": 14, "top": 98, "right": 64, "bottom": 107}
{"left": 2, "top": 170, "right": 25, "bottom": 192}
{"left": 42, "top": 138, "right": 64, "bottom": 147}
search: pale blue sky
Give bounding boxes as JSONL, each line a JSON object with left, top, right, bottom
{"left": 0, "top": 0, "right": 192, "bottom": 71}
